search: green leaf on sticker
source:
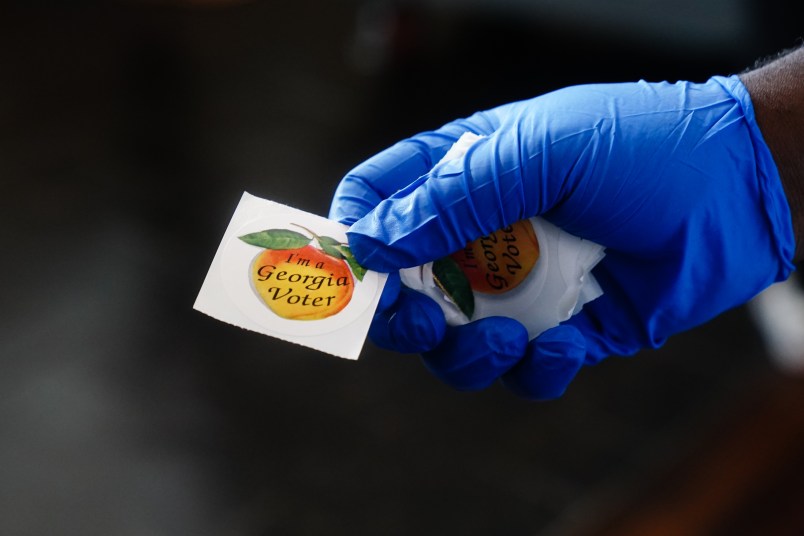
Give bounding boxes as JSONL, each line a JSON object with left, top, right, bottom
{"left": 338, "top": 245, "right": 367, "bottom": 282}
{"left": 433, "top": 257, "right": 474, "bottom": 319}
{"left": 238, "top": 229, "right": 311, "bottom": 250}
{"left": 317, "top": 235, "right": 345, "bottom": 260}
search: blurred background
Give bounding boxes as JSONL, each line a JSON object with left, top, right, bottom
{"left": 1, "top": 1, "right": 802, "bottom": 534}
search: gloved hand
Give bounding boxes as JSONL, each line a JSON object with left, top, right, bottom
{"left": 329, "top": 75, "right": 796, "bottom": 399}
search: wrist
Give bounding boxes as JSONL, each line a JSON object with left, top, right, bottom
{"left": 740, "top": 46, "right": 804, "bottom": 262}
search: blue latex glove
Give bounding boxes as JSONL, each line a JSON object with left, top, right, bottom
{"left": 330, "top": 75, "right": 796, "bottom": 399}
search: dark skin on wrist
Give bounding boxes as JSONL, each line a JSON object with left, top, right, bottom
{"left": 740, "top": 45, "right": 804, "bottom": 263}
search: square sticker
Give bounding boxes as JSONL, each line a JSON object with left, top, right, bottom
{"left": 194, "top": 192, "right": 387, "bottom": 359}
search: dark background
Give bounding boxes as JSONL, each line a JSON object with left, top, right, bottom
{"left": 1, "top": 1, "right": 802, "bottom": 535}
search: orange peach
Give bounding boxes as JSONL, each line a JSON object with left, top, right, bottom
{"left": 449, "top": 220, "right": 540, "bottom": 294}
{"left": 251, "top": 245, "right": 354, "bottom": 320}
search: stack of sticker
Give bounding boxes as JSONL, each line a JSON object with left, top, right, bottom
{"left": 400, "top": 133, "right": 605, "bottom": 340}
